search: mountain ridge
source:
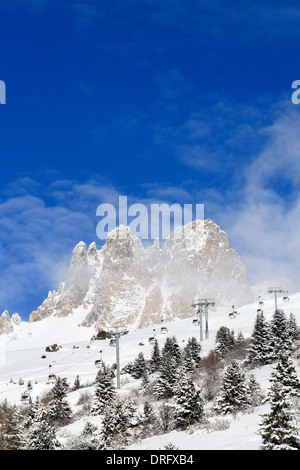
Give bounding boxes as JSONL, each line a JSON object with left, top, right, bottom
{"left": 1, "top": 219, "right": 252, "bottom": 335}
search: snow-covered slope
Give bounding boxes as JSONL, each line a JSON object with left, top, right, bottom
{"left": 1, "top": 289, "right": 299, "bottom": 450}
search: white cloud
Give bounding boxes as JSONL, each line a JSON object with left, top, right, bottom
{"left": 215, "top": 104, "right": 300, "bottom": 288}
{"left": 0, "top": 178, "right": 119, "bottom": 317}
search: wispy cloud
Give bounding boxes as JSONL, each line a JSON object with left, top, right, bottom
{"left": 214, "top": 103, "right": 300, "bottom": 288}
{"left": 0, "top": 176, "right": 120, "bottom": 317}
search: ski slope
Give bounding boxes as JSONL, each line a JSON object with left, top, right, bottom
{"left": 0, "top": 290, "right": 299, "bottom": 450}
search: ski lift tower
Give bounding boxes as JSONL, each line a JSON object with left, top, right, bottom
{"left": 192, "top": 297, "right": 215, "bottom": 341}
{"left": 107, "top": 325, "right": 127, "bottom": 389}
{"left": 192, "top": 298, "right": 203, "bottom": 342}
{"left": 268, "top": 287, "right": 283, "bottom": 312}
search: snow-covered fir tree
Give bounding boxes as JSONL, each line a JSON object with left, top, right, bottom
{"left": 140, "top": 368, "right": 150, "bottom": 395}
{"left": 153, "top": 355, "right": 178, "bottom": 399}
{"left": 247, "top": 373, "right": 265, "bottom": 407}
{"left": 48, "top": 376, "right": 72, "bottom": 422}
{"left": 101, "top": 397, "right": 133, "bottom": 449}
{"left": 269, "top": 351, "right": 299, "bottom": 400}
{"left": 247, "top": 310, "right": 272, "bottom": 366}
{"left": 150, "top": 338, "right": 161, "bottom": 372}
{"left": 259, "top": 379, "right": 299, "bottom": 450}
{"left": 139, "top": 401, "right": 160, "bottom": 439}
{"left": 182, "top": 337, "right": 201, "bottom": 372}
{"left": 0, "top": 399, "right": 22, "bottom": 450}
{"left": 91, "top": 363, "right": 116, "bottom": 415}
{"left": 214, "top": 360, "right": 250, "bottom": 414}
{"left": 215, "top": 326, "right": 235, "bottom": 357}
{"left": 161, "top": 336, "right": 181, "bottom": 365}
{"left": 171, "top": 368, "right": 204, "bottom": 428}
{"left": 269, "top": 309, "right": 292, "bottom": 360}
{"left": 131, "top": 352, "right": 148, "bottom": 379}
{"left": 73, "top": 375, "right": 81, "bottom": 390}
{"left": 288, "top": 312, "right": 299, "bottom": 342}
{"left": 22, "top": 400, "right": 61, "bottom": 450}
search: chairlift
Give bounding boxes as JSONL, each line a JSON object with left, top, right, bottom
{"left": 160, "top": 326, "right": 168, "bottom": 334}
{"left": 228, "top": 306, "right": 237, "bottom": 319}
{"left": 283, "top": 296, "right": 290, "bottom": 302}
{"left": 109, "top": 339, "right": 116, "bottom": 347}
{"left": 21, "top": 393, "right": 30, "bottom": 405}
{"left": 148, "top": 337, "right": 155, "bottom": 344}
{"left": 47, "top": 373, "right": 56, "bottom": 384}
{"left": 258, "top": 296, "right": 264, "bottom": 307}
{"left": 257, "top": 308, "right": 263, "bottom": 314}
{"left": 192, "top": 319, "right": 199, "bottom": 325}
{"left": 94, "top": 359, "right": 104, "bottom": 368}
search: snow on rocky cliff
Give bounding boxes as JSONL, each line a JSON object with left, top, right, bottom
{"left": 1, "top": 219, "right": 252, "bottom": 335}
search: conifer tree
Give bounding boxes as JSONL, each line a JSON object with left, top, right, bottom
{"left": 150, "top": 338, "right": 161, "bottom": 372}
{"left": 140, "top": 368, "right": 150, "bottom": 395}
{"left": 131, "top": 352, "right": 148, "bottom": 379}
{"left": 22, "top": 401, "right": 61, "bottom": 450}
{"left": 215, "top": 326, "right": 235, "bottom": 357}
{"left": 153, "top": 356, "right": 177, "bottom": 399}
{"left": 269, "top": 351, "right": 300, "bottom": 400}
{"left": 215, "top": 360, "right": 250, "bottom": 414}
{"left": 288, "top": 312, "right": 299, "bottom": 342}
{"left": 48, "top": 376, "right": 72, "bottom": 422}
{"left": 0, "top": 400, "right": 22, "bottom": 450}
{"left": 140, "top": 401, "right": 160, "bottom": 438}
{"left": 171, "top": 368, "right": 204, "bottom": 428}
{"left": 259, "top": 380, "right": 299, "bottom": 450}
{"left": 101, "top": 398, "right": 131, "bottom": 449}
{"left": 161, "top": 336, "right": 181, "bottom": 365}
{"left": 247, "top": 373, "right": 265, "bottom": 407}
{"left": 91, "top": 363, "right": 116, "bottom": 415}
{"left": 247, "top": 311, "right": 272, "bottom": 366}
{"left": 182, "top": 337, "right": 201, "bottom": 372}
{"left": 73, "top": 375, "right": 81, "bottom": 390}
{"left": 28, "top": 408, "right": 61, "bottom": 450}
{"left": 269, "top": 309, "right": 291, "bottom": 360}
{"left": 23, "top": 397, "right": 44, "bottom": 430}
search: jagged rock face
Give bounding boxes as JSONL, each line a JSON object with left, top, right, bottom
{"left": 0, "top": 310, "right": 22, "bottom": 335}
{"left": 28, "top": 219, "right": 252, "bottom": 330}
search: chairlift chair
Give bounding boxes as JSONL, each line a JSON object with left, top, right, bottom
{"left": 94, "top": 359, "right": 104, "bottom": 368}
{"left": 228, "top": 306, "right": 237, "bottom": 319}
{"left": 47, "top": 373, "right": 56, "bottom": 384}
{"left": 21, "top": 393, "right": 30, "bottom": 405}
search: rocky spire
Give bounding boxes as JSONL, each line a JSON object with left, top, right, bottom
{"left": 25, "top": 219, "right": 252, "bottom": 330}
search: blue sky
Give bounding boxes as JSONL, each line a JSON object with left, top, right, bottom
{"left": 1, "top": 0, "right": 300, "bottom": 320}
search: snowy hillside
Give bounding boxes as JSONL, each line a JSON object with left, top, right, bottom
{"left": 1, "top": 288, "right": 299, "bottom": 450}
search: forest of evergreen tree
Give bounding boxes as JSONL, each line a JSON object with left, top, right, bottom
{"left": 0, "top": 309, "right": 299, "bottom": 450}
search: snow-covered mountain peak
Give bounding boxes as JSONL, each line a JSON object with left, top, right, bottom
{"left": 3, "top": 219, "right": 252, "bottom": 335}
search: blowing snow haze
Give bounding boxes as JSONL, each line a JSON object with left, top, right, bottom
{"left": 0, "top": 219, "right": 252, "bottom": 334}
